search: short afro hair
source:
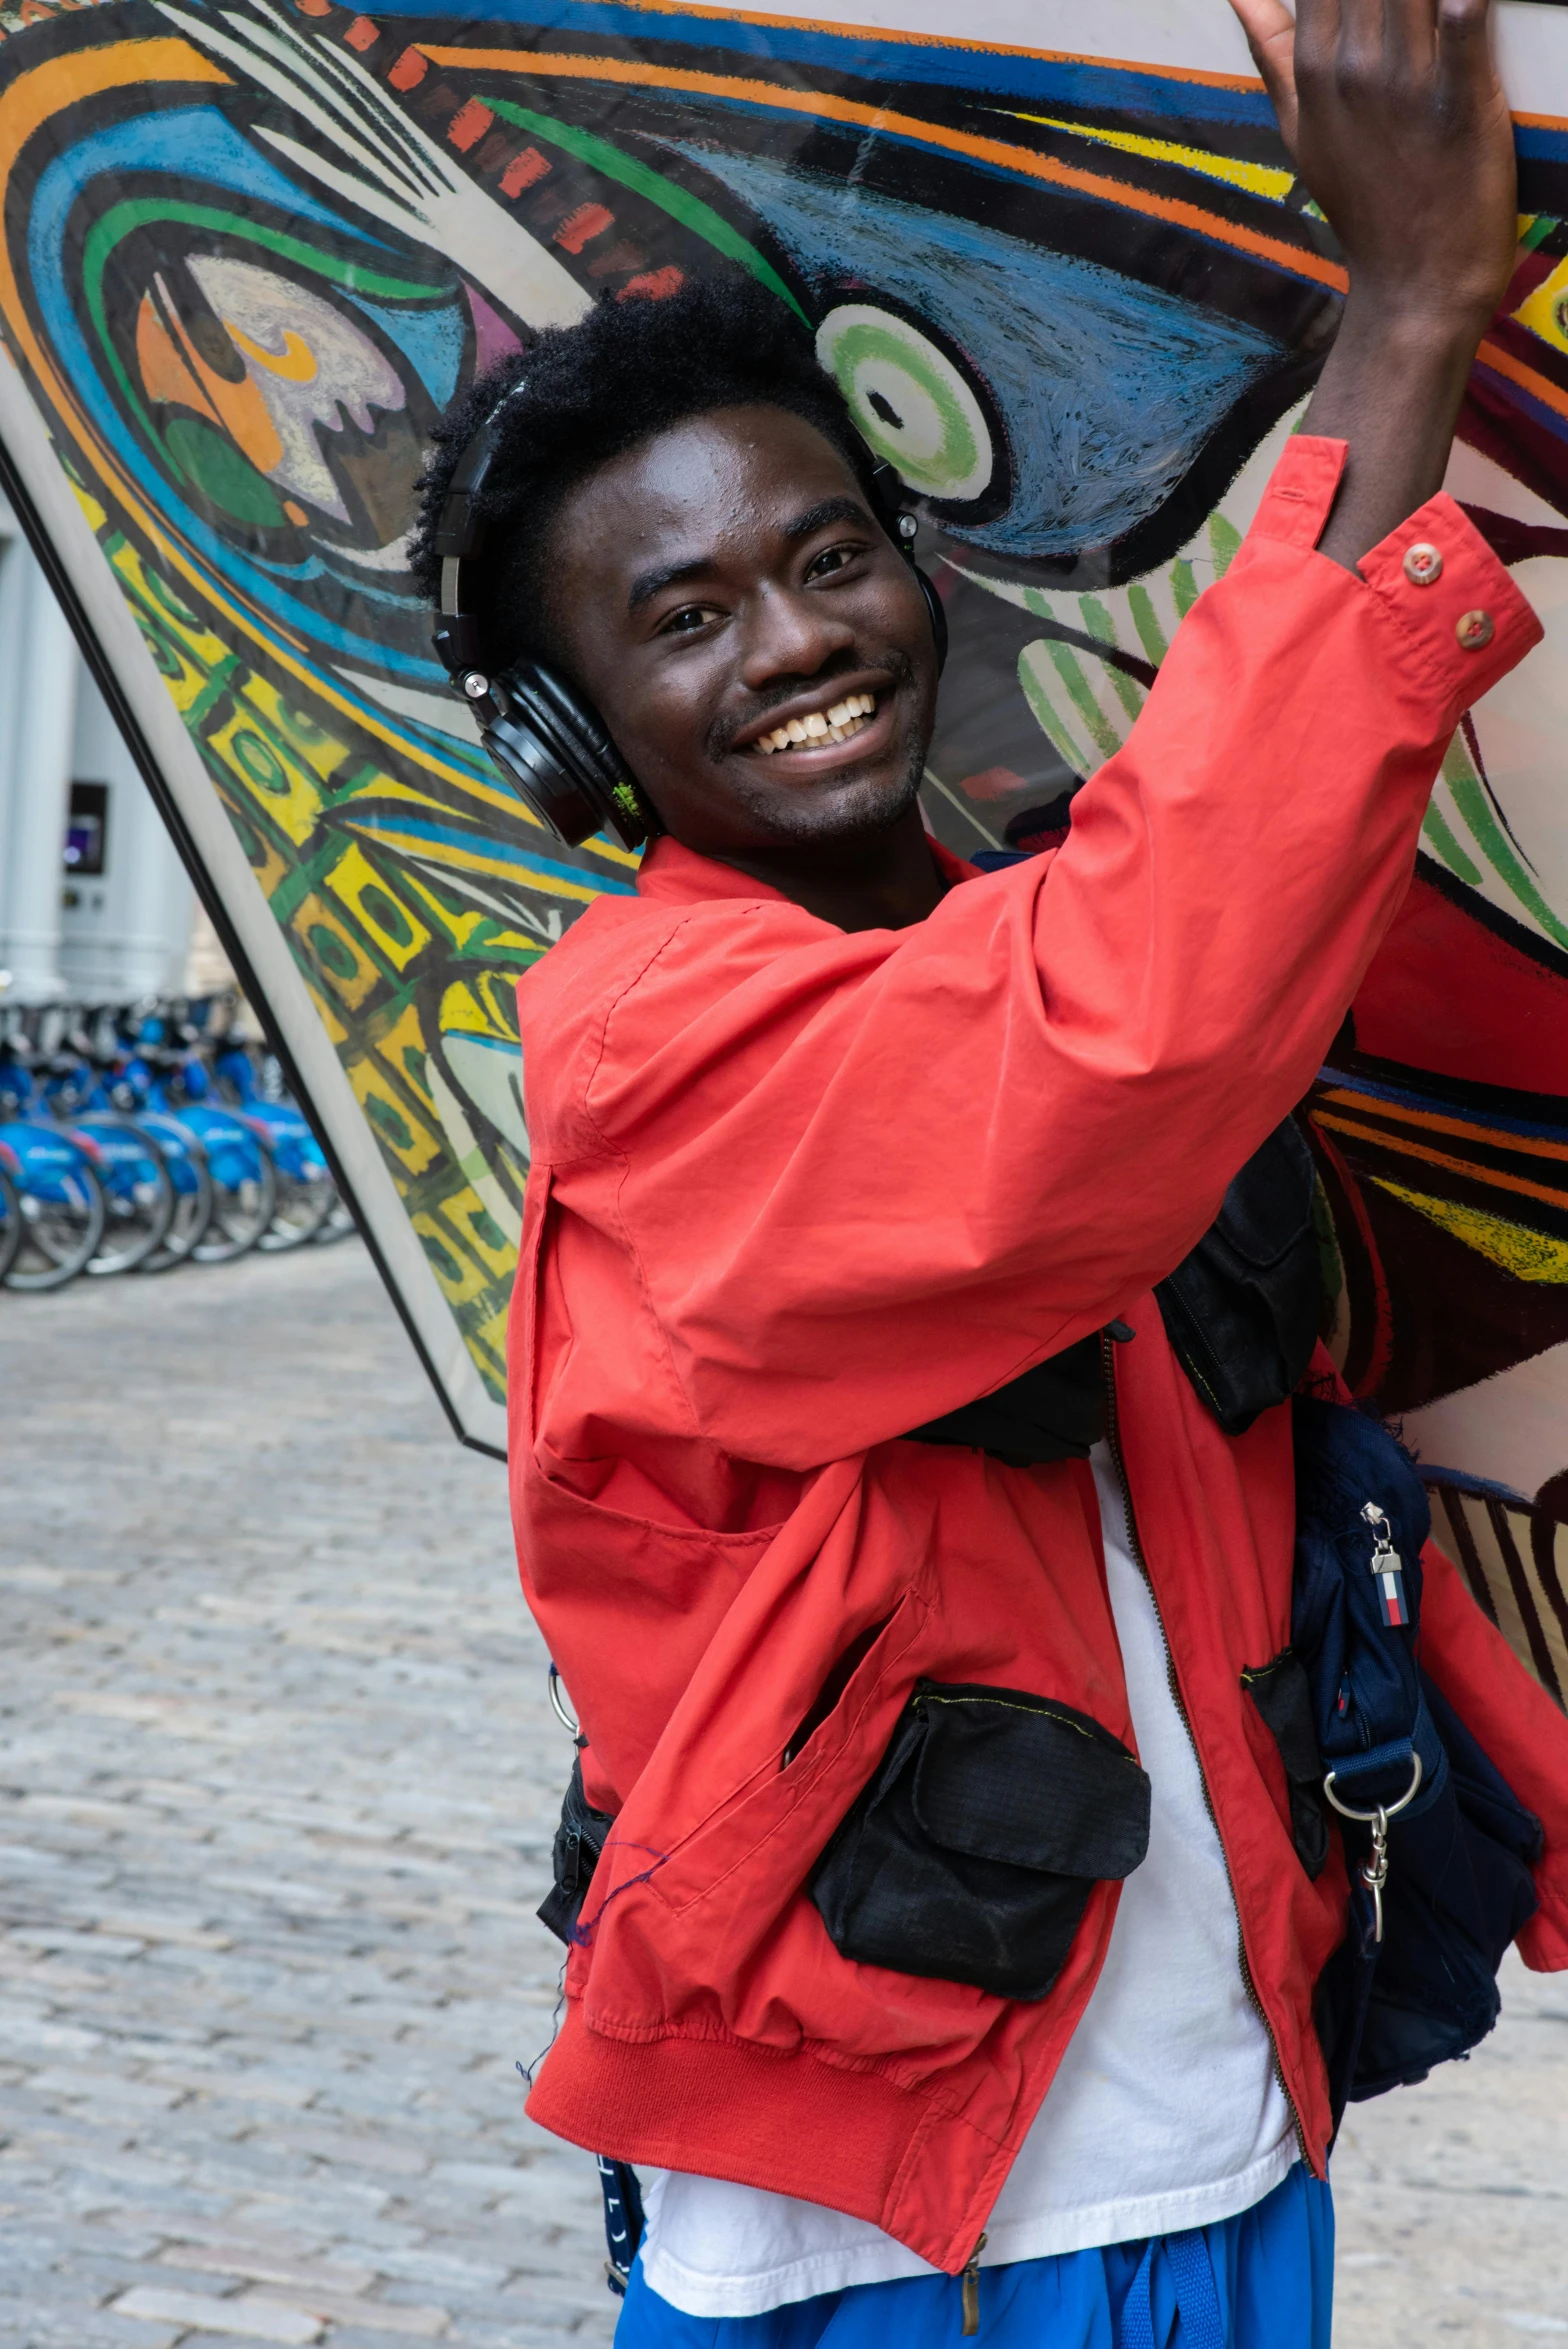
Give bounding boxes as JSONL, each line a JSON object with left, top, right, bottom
{"left": 409, "top": 268, "right": 877, "bottom": 675}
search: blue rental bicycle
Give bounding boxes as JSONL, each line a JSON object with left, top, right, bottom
{"left": 188, "top": 1002, "right": 335, "bottom": 1252}
{"left": 25, "top": 1005, "right": 177, "bottom": 1276}
{"left": 45, "top": 1008, "right": 214, "bottom": 1272}
{"left": 0, "top": 1013, "right": 109, "bottom": 1290}
{"left": 0, "top": 1145, "right": 26, "bottom": 1284}
{"left": 116, "top": 1009, "right": 277, "bottom": 1264}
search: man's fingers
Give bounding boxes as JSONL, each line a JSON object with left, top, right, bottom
{"left": 1435, "top": 0, "right": 1500, "bottom": 105}
{"left": 1225, "top": 0, "right": 1301, "bottom": 152}
{"left": 1226, "top": 0, "right": 1297, "bottom": 79}
{"left": 1384, "top": 0, "right": 1440, "bottom": 73}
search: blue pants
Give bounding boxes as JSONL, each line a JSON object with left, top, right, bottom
{"left": 616, "top": 2162, "right": 1333, "bottom": 2349}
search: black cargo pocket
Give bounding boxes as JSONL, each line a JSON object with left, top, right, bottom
{"left": 1155, "top": 1116, "right": 1321, "bottom": 1437}
{"left": 809, "top": 1681, "right": 1151, "bottom": 2001}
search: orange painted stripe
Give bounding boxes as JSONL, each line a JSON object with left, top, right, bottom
{"left": 1314, "top": 1111, "right": 1568, "bottom": 1217}
{"left": 0, "top": 40, "right": 227, "bottom": 185}
{"left": 1475, "top": 334, "right": 1568, "bottom": 428}
{"left": 1317, "top": 1089, "right": 1568, "bottom": 1166}
{"left": 505, "top": 0, "right": 1266, "bottom": 90}
{"left": 420, "top": 47, "right": 1344, "bottom": 288}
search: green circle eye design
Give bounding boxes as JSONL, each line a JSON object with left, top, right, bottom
{"left": 815, "top": 305, "right": 993, "bottom": 502}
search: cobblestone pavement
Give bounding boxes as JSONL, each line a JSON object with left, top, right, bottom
{"left": 1, "top": 1246, "right": 1564, "bottom": 2349}
{"left": 1, "top": 1244, "right": 614, "bottom": 2349}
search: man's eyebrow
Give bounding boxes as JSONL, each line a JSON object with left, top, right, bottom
{"left": 625, "top": 497, "right": 875, "bottom": 614}
{"left": 627, "top": 555, "right": 711, "bottom": 616}
{"left": 783, "top": 495, "right": 873, "bottom": 542}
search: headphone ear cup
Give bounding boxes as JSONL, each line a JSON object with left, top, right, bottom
{"left": 481, "top": 706, "right": 605, "bottom": 847}
{"left": 481, "top": 659, "right": 656, "bottom": 852}
{"left": 917, "top": 566, "right": 949, "bottom": 675}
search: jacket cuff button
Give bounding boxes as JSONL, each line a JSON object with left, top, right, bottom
{"left": 1456, "top": 609, "right": 1495, "bottom": 651}
{"left": 1403, "top": 542, "right": 1443, "bottom": 585}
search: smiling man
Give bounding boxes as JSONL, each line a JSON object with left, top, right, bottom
{"left": 411, "top": 2, "right": 1568, "bottom": 2343}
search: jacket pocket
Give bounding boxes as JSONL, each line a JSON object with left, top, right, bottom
{"left": 1154, "top": 1115, "right": 1321, "bottom": 1436}
{"left": 650, "top": 1591, "right": 924, "bottom": 1920}
{"left": 810, "top": 1680, "right": 1151, "bottom": 2001}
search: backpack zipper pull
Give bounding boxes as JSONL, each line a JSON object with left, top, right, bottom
{"left": 1361, "top": 1502, "right": 1408, "bottom": 1629}
{"left": 961, "top": 2233, "right": 987, "bottom": 2335}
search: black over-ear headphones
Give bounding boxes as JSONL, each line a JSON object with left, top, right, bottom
{"left": 431, "top": 388, "right": 949, "bottom": 853}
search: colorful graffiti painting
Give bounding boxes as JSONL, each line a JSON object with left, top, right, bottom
{"left": 1, "top": 0, "right": 1565, "bottom": 1690}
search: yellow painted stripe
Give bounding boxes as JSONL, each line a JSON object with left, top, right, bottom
{"left": 369, "top": 831, "right": 606, "bottom": 903}
{"left": 1005, "top": 113, "right": 1295, "bottom": 204}
{"left": 1370, "top": 1178, "right": 1568, "bottom": 1282}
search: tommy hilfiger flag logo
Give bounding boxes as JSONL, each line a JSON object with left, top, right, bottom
{"left": 1361, "top": 1502, "right": 1410, "bottom": 1629}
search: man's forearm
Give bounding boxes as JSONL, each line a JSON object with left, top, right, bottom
{"left": 1303, "top": 299, "right": 1491, "bottom": 573}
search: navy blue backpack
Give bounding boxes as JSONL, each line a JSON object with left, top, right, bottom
{"left": 1279, "top": 1396, "right": 1544, "bottom": 2127}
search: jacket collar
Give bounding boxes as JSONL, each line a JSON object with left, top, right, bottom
{"left": 634, "top": 831, "right": 978, "bottom": 910}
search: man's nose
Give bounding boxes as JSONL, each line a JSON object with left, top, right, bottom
{"left": 736, "top": 583, "right": 856, "bottom": 689}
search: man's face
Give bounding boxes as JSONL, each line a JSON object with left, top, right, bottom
{"left": 543, "top": 404, "right": 940, "bottom": 856}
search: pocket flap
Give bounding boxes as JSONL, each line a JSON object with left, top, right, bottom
{"left": 1208, "top": 1118, "right": 1316, "bottom": 1272}
{"left": 910, "top": 1685, "right": 1151, "bottom": 1879}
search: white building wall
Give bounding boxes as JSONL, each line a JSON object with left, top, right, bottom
{"left": 60, "top": 671, "right": 194, "bottom": 1002}
{"left": 0, "top": 495, "right": 195, "bottom": 1003}
{"left": 0, "top": 503, "right": 76, "bottom": 1003}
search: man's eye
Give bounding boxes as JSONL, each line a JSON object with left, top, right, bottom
{"left": 661, "top": 604, "right": 717, "bottom": 635}
{"left": 806, "top": 542, "right": 863, "bottom": 581}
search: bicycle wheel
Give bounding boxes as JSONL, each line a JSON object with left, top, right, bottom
{"left": 135, "top": 1116, "right": 215, "bottom": 1272}
{"left": 4, "top": 1158, "right": 108, "bottom": 1290}
{"left": 258, "top": 1161, "right": 336, "bottom": 1251}
{"left": 244, "top": 1114, "right": 335, "bottom": 1253}
{"left": 191, "top": 1125, "right": 278, "bottom": 1263}
{"left": 74, "top": 1118, "right": 175, "bottom": 1276}
{"left": 0, "top": 1160, "right": 23, "bottom": 1283}
{"left": 313, "top": 1191, "right": 357, "bottom": 1244}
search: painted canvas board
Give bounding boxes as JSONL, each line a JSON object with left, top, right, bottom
{"left": 1, "top": 0, "right": 1565, "bottom": 1697}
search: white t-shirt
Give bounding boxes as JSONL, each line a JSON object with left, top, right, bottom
{"left": 638, "top": 1442, "right": 1297, "bottom": 2318}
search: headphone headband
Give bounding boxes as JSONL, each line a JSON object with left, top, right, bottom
{"left": 431, "top": 391, "right": 945, "bottom": 851}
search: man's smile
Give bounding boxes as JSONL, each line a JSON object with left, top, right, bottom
{"left": 729, "top": 671, "right": 901, "bottom": 775}
{"left": 753, "top": 691, "right": 878, "bottom": 754}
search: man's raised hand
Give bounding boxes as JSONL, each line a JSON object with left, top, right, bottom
{"left": 1229, "top": 0, "right": 1516, "bottom": 334}
{"left": 1227, "top": 0, "right": 1518, "bottom": 568}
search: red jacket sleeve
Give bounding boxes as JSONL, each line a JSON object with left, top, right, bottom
{"left": 522, "top": 437, "right": 1540, "bottom": 1470}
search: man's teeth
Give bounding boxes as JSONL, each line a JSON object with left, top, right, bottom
{"left": 755, "top": 693, "right": 877, "bottom": 753}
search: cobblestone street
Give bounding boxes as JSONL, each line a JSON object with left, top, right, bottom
{"left": 1, "top": 1245, "right": 1563, "bottom": 2348}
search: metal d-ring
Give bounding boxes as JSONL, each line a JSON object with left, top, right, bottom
{"left": 1323, "top": 1752, "right": 1423, "bottom": 1944}
{"left": 1322, "top": 1750, "right": 1424, "bottom": 1828}
{"left": 548, "top": 1662, "right": 580, "bottom": 1739}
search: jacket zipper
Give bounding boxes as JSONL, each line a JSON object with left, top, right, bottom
{"left": 1098, "top": 1332, "right": 1308, "bottom": 2165}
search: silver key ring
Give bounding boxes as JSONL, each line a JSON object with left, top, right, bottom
{"left": 1322, "top": 1750, "right": 1423, "bottom": 1826}
{"left": 548, "top": 1662, "right": 580, "bottom": 1739}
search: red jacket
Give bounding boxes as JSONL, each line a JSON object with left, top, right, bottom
{"left": 510, "top": 437, "right": 1567, "bottom": 2273}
